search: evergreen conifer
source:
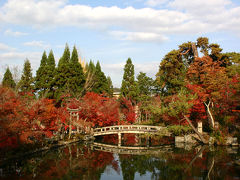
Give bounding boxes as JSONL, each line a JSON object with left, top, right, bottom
{"left": 58, "top": 44, "right": 70, "bottom": 65}
{"left": 45, "top": 50, "right": 56, "bottom": 98}
{"left": 107, "top": 76, "right": 114, "bottom": 97}
{"left": 54, "top": 44, "right": 71, "bottom": 98}
{"left": 92, "top": 61, "right": 108, "bottom": 94}
{"left": 120, "top": 58, "right": 138, "bottom": 104}
{"left": 18, "top": 59, "right": 34, "bottom": 92}
{"left": 2, "top": 67, "right": 16, "bottom": 88}
{"left": 35, "top": 51, "right": 48, "bottom": 96}
{"left": 68, "top": 46, "right": 85, "bottom": 94}
{"left": 155, "top": 50, "right": 186, "bottom": 96}
{"left": 137, "top": 72, "right": 153, "bottom": 96}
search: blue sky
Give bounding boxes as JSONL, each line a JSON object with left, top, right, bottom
{"left": 0, "top": 0, "right": 240, "bottom": 87}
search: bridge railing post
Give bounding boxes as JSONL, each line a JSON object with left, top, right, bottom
{"left": 118, "top": 133, "right": 122, "bottom": 147}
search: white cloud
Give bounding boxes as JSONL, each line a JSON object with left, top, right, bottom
{"left": 109, "top": 31, "right": 168, "bottom": 43}
{"left": 0, "top": 42, "right": 42, "bottom": 71}
{"left": 168, "top": 0, "right": 240, "bottom": 34}
{"left": 135, "top": 61, "right": 159, "bottom": 77}
{"left": 0, "top": 51, "right": 41, "bottom": 62}
{"left": 169, "top": 0, "right": 231, "bottom": 14}
{"left": 56, "top": 44, "right": 65, "bottom": 49}
{"left": 0, "top": 51, "right": 42, "bottom": 74}
{"left": 101, "top": 63, "right": 124, "bottom": 87}
{"left": 0, "top": 0, "right": 240, "bottom": 41}
{"left": 102, "top": 63, "right": 125, "bottom": 73}
{"left": 0, "top": 0, "right": 66, "bottom": 27}
{"left": 0, "top": 42, "right": 15, "bottom": 51}
{"left": 102, "top": 61, "right": 159, "bottom": 76}
{"left": 23, "top": 41, "right": 50, "bottom": 49}
{"left": 0, "top": 0, "right": 189, "bottom": 41}
{"left": 102, "top": 61, "right": 159, "bottom": 87}
{"left": 145, "top": 0, "right": 169, "bottom": 7}
{"left": 4, "top": 29, "right": 28, "bottom": 36}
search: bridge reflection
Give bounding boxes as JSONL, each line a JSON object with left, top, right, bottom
{"left": 91, "top": 142, "right": 173, "bottom": 155}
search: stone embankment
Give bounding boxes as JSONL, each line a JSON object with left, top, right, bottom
{"left": 175, "top": 134, "right": 238, "bottom": 146}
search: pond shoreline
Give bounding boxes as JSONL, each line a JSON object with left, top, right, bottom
{"left": 0, "top": 138, "right": 84, "bottom": 164}
{"left": 1, "top": 134, "right": 239, "bottom": 164}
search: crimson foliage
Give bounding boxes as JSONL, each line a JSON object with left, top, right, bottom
{"left": 68, "top": 92, "right": 120, "bottom": 127}
{"left": 0, "top": 87, "right": 64, "bottom": 148}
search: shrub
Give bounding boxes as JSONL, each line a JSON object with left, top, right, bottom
{"left": 167, "top": 125, "right": 193, "bottom": 136}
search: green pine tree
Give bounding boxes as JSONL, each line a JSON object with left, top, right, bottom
{"left": 18, "top": 59, "right": 34, "bottom": 92}
{"left": 45, "top": 50, "right": 56, "bottom": 98}
{"left": 92, "top": 61, "right": 108, "bottom": 94}
{"left": 68, "top": 46, "right": 85, "bottom": 95}
{"left": 54, "top": 44, "right": 86, "bottom": 99}
{"left": 54, "top": 44, "right": 71, "bottom": 99}
{"left": 155, "top": 50, "right": 186, "bottom": 96}
{"left": 136, "top": 72, "right": 154, "bottom": 121}
{"left": 2, "top": 67, "right": 16, "bottom": 89}
{"left": 107, "top": 76, "right": 114, "bottom": 97}
{"left": 224, "top": 52, "right": 240, "bottom": 77}
{"left": 137, "top": 72, "right": 153, "bottom": 97}
{"left": 58, "top": 44, "right": 70, "bottom": 66}
{"left": 35, "top": 51, "right": 48, "bottom": 96}
{"left": 120, "top": 58, "right": 138, "bottom": 104}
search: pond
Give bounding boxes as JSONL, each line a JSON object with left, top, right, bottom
{"left": 0, "top": 136, "right": 239, "bottom": 179}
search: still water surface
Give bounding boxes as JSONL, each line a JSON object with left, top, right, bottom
{"left": 0, "top": 139, "right": 239, "bottom": 179}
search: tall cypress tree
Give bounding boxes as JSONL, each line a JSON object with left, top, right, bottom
{"left": 54, "top": 44, "right": 71, "bottom": 96}
{"left": 58, "top": 44, "right": 70, "bottom": 66}
{"left": 107, "top": 76, "right": 114, "bottom": 97}
{"left": 92, "top": 61, "right": 108, "bottom": 94}
{"left": 35, "top": 51, "right": 48, "bottom": 96}
{"left": 120, "top": 58, "right": 138, "bottom": 104}
{"left": 2, "top": 67, "right": 16, "bottom": 89}
{"left": 61, "top": 45, "right": 85, "bottom": 95}
{"left": 18, "top": 59, "right": 34, "bottom": 92}
{"left": 45, "top": 50, "right": 56, "bottom": 98}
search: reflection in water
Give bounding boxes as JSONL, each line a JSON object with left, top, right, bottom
{"left": 0, "top": 143, "right": 239, "bottom": 179}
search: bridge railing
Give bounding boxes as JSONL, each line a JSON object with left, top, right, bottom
{"left": 93, "top": 125, "right": 163, "bottom": 134}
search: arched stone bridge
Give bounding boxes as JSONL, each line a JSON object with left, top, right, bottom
{"left": 93, "top": 125, "right": 169, "bottom": 146}
{"left": 93, "top": 125, "right": 166, "bottom": 136}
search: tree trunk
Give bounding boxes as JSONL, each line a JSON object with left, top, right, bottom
{"left": 69, "top": 145, "right": 72, "bottom": 169}
{"left": 183, "top": 115, "right": 207, "bottom": 144}
{"left": 207, "top": 157, "right": 214, "bottom": 179}
{"left": 204, "top": 101, "right": 215, "bottom": 129}
{"left": 57, "top": 118, "right": 63, "bottom": 140}
{"left": 191, "top": 42, "right": 199, "bottom": 58}
{"left": 185, "top": 145, "right": 207, "bottom": 173}
{"left": 69, "top": 113, "right": 72, "bottom": 139}
{"left": 77, "top": 113, "right": 79, "bottom": 133}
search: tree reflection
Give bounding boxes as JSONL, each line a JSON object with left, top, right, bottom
{"left": 119, "top": 146, "right": 240, "bottom": 180}
{"left": 0, "top": 144, "right": 119, "bottom": 179}
{"left": 0, "top": 144, "right": 239, "bottom": 179}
